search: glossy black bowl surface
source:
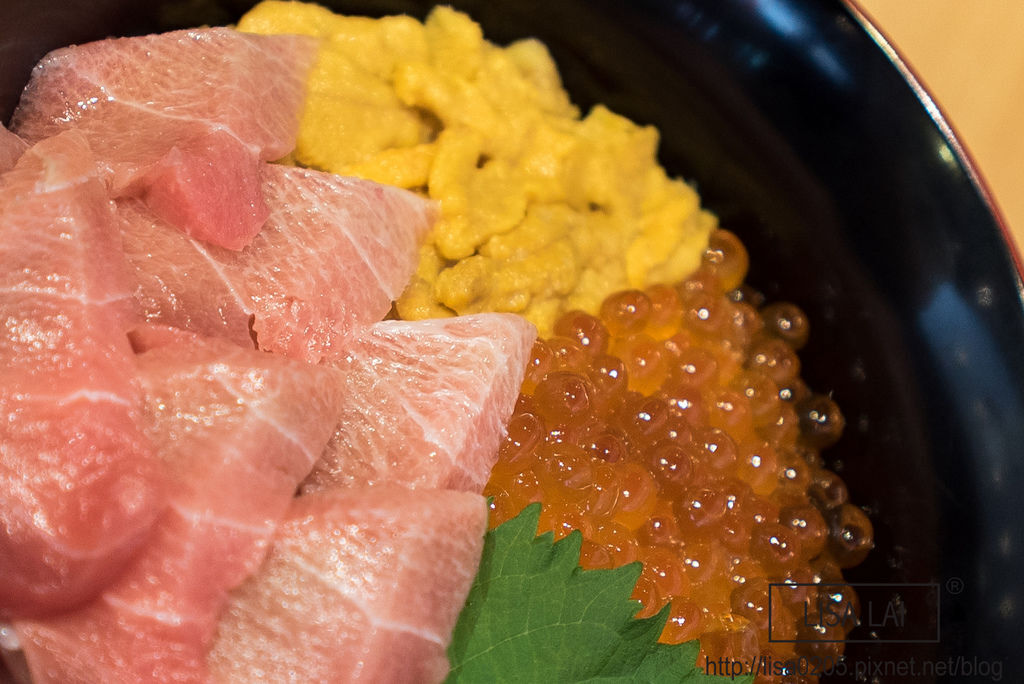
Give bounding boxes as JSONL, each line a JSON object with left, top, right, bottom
{"left": 3, "top": 0, "right": 1023, "bottom": 681}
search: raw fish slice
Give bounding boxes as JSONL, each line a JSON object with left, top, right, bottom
{"left": 15, "top": 327, "right": 346, "bottom": 684}
{"left": 208, "top": 487, "right": 487, "bottom": 684}
{"left": 0, "top": 123, "right": 26, "bottom": 173}
{"left": 128, "top": 128, "right": 270, "bottom": 250}
{"left": 302, "top": 314, "right": 536, "bottom": 494}
{"left": 122, "top": 163, "right": 435, "bottom": 360}
{"left": 10, "top": 28, "right": 314, "bottom": 173}
{"left": 10, "top": 28, "right": 316, "bottom": 249}
{"left": 134, "top": 326, "right": 345, "bottom": 528}
{"left": 0, "top": 132, "right": 164, "bottom": 618}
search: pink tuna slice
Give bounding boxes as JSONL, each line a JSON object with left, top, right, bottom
{"left": 207, "top": 487, "right": 487, "bottom": 684}
{"left": 129, "top": 128, "right": 270, "bottom": 250}
{"left": 10, "top": 28, "right": 317, "bottom": 250}
{"left": 0, "top": 131, "right": 164, "bottom": 618}
{"left": 15, "top": 326, "right": 346, "bottom": 683}
{"left": 121, "top": 163, "right": 435, "bottom": 361}
{"left": 302, "top": 314, "right": 537, "bottom": 495}
{"left": 0, "top": 123, "right": 27, "bottom": 173}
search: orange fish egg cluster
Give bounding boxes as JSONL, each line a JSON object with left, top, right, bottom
{"left": 484, "top": 229, "right": 874, "bottom": 682}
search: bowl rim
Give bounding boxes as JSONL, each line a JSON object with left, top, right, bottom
{"left": 844, "top": 0, "right": 1024, "bottom": 281}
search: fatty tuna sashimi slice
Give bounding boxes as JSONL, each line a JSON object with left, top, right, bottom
{"left": 0, "top": 132, "right": 164, "bottom": 618}
{"left": 208, "top": 487, "right": 487, "bottom": 684}
{"left": 10, "top": 28, "right": 313, "bottom": 161}
{"left": 15, "top": 327, "right": 346, "bottom": 684}
{"left": 122, "top": 163, "right": 435, "bottom": 361}
{"left": 128, "top": 127, "right": 270, "bottom": 250}
{"left": 0, "top": 123, "right": 27, "bottom": 172}
{"left": 302, "top": 314, "right": 536, "bottom": 494}
{"left": 10, "top": 28, "right": 317, "bottom": 249}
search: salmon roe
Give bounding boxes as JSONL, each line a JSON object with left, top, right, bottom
{"left": 484, "top": 229, "right": 873, "bottom": 682}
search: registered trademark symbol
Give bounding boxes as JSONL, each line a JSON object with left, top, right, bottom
{"left": 946, "top": 577, "right": 964, "bottom": 595}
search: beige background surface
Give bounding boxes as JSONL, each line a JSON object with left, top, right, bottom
{"left": 854, "top": 0, "right": 1024, "bottom": 258}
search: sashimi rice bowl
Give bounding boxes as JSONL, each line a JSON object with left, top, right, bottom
{"left": 0, "top": 2, "right": 887, "bottom": 682}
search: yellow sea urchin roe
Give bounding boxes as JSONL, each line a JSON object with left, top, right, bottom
{"left": 238, "top": 1, "right": 716, "bottom": 334}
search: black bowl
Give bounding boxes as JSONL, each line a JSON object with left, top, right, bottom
{"left": 3, "top": 0, "right": 1022, "bottom": 681}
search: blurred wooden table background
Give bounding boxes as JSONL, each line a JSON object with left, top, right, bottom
{"left": 855, "top": 0, "right": 1024, "bottom": 257}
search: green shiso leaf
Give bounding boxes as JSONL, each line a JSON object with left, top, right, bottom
{"left": 446, "top": 503, "right": 752, "bottom": 683}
